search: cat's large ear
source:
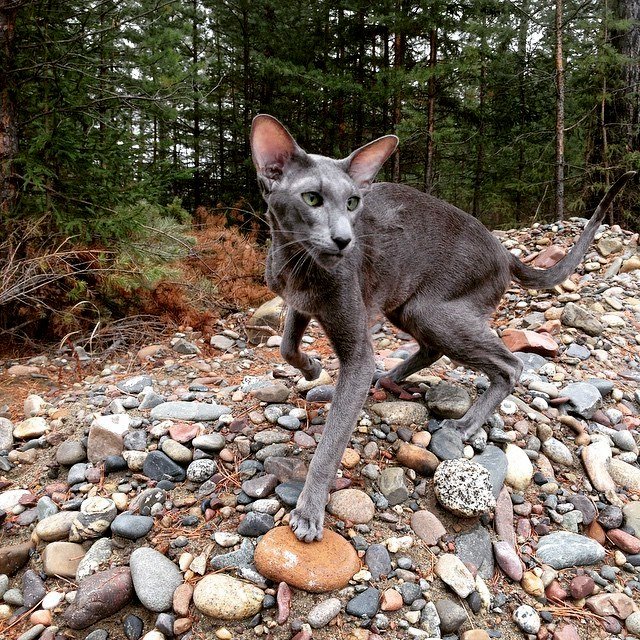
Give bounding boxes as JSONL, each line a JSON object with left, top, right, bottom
{"left": 251, "top": 115, "right": 302, "bottom": 183}
{"left": 345, "top": 135, "right": 399, "bottom": 188}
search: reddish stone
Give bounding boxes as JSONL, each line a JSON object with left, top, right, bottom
{"left": 18, "top": 493, "right": 37, "bottom": 506}
{"left": 396, "top": 443, "right": 439, "bottom": 476}
{"left": 552, "top": 624, "right": 580, "bottom": 640}
{"left": 380, "top": 588, "right": 403, "bottom": 611}
{"left": 494, "top": 487, "right": 516, "bottom": 548}
{"left": 502, "top": 329, "right": 559, "bottom": 357}
{"left": 569, "top": 575, "right": 595, "bottom": 599}
{"left": 545, "top": 580, "right": 568, "bottom": 602}
{"left": 516, "top": 518, "right": 532, "bottom": 538}
{"left": 607, "top": 529, "right": 640, "bottom": 554}
{"left": 533, "top": 245, "right": 566, "bottom": 268}
{"left": 537, "top": 319, "right": 562, "bottom": 335}
{"left": 169, "top": 422, "right": 200, "bottom": 443}
{"left": 276, "top": 581, "right": 291, "bottom": 625}
{"left": 586, "top": 520, "right": 606, "bottom": 545}
{"left": 585, "top": 593, "right": 635, "bottom": 619}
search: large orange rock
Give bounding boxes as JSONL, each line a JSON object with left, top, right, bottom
{"left": 254, "top": 526, "right": 360, "bottom": 592}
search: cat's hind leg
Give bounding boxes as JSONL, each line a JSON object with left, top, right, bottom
{"left": 280, "top": 308, "right": 322, "bottom": 380}
{"left": 398, "top": 300, "right": 522, "bottom": 440}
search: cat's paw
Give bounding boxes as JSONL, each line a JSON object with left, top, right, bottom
{"left": 289, "top": 507, "right": 325, "bottom": 542}
{"left": 371, "top": 369, "right": 389, "bottom": 388}
{"left": 439, "top": 418, "right": 479, "bottom": 442}
{"left": 301, "top": 357, "right": 323, "bottom": 381}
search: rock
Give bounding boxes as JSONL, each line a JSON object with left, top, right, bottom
{"left": 76, "top": 538, "right": 113, "bottom": 580}
{"left": 296, "top": 369, "right": 333, "bottom": 392}
{"left": 626, "top": 611, "right": 640, "bottom": 636}
{"left": 536, "top": 532, "right": 606, "bottom": 569}
{"left": 130, "top": 547, "right": 183, "bottom": 612}
{"left": 379, "top": 467, "right": 409, "bottom": 506}
{"left": 473, "top": 445, "right": 508, "bottom": 497}
{"left": 365, "top": 544, "right": 392, "bottom": 580}
{"left": 192, "top": 433, "right": 226, "bottom": 452}
{"left": 569, "top": 575, "right": 595, "bottom": 599}
{"left": 435, "top": 553, "right": 475, "bottom": 598}
{"left": 35, "top": 511, "right": 78, "bottom": 541}
{"left": 597, "top": 505, "right": 623, "bottom": 529}
{"left": 254, "top": 526, "right": 360, "bottom": 592}
{"left": 494, "top": 487, "right": 516, "bottom": 548}
{"left": 69, "top": 496, "right": 117, "bottom": 541}
{"left": 327, "top": 489, "right": 375, "bottom": 524}
{"left": 117, "top": 375, "right": 153, "bottom": 394}
{"left": 246, "top": 297, "right": 285, "bottom": 344}
{"left": 210, "top": 538, "right": 255, "bottom": 571}
{"left": 609, "top": 457, "right": 640, "bottom": 491}
{"left": 621, "top": 256, "right": 640, "bottom": 272}
{"left": 275, "top": 481, "right": 304, "bottom": 507}
{"left": 561, "top": 303, "right": 603, "bottom": 336}
{"left": 533, "top": 245, "right": 566, "bottom": 267}
{"left": 581, "top": 441, "right": 620, "bottom": 503}
{"left": 504, "top": 443, "right": 533, "bottom": 491}
{"left": 0, "top": 541, "right": 33, "bottom": 575}
{"left": 64, "top": 566, "right": 133, "bottom": 629}
{"left": 193, "top": 573, "right": 264, "bottom": 620}
{"left": 0, "top": 488, "right": 30, "bottom": 511}
{"left": 585, "top": 593, "right": 635, "bottom": 619}
{"left": 186, "top": 459, "right": 217, "bottom": 482}
{"left": 433, "top": 459, "right": 496, "bottom": 517}
{"left": 161, "top": 439, "right": 192, "bottom": 463}
{"left": 427, "top": 383, "right": 471, "bottom": 419}
{"left": 124, "top": 614, "right": 144, "bottom": 640}
{"left": 242, "top": 474, "right": 279, "bottom": 498}
{"left": 150, "top": 401, "right": 231, "bottom": 421}
{"left": 380, "top": 588, "right": 404, "bottom": 612}
{"left": 370, "top": 401, "right": 428, "bottom": 425}
{"left": 13, "top": 416, "right": 48, "bottom": 439}
{"left": 237, "top": 512, "right": 275, "bottom": 537}
{"left": 56, "top": 440, "right": 86, "bottom": 466}
{"left": 87, "top": 416, "right": 130, "bottom": 463}
{"left": 210, "top": 334, "right": 235, "bottom": 350}
{"left": 493, "top": 540, "right": 523, "bottom": 581}
{"left": 513, "top": 604, "right": 540, "bottom": 634}
{"left": 569, "top": 494, "right": 597, "bottom": 525}
{"left": 111, "top": 514, "right": 154, "bottom": 540}
{"left": 521, "top": 571, "right": 544, "bottom": 597}
{"left": 395, "top": 442, "right": 438, "bottom": 475}
{"left": 346, "top": 587, "right": 379, "bottom": 618}
{"left": 502, "top": 329, "right": 558, "bottom": 356}
{"left": 307, "top": 597, "right": 342, "bottom": 628}
{"left": 42, "top": 542, "right": 85, "bottom": 578}
{"left": 607, "top": 529, "right": 640, "bottom": 554}
{"left": 623, "top": 502, "right": 640, "bottom": 534}
{"left": 455, "top": 524, "right": 494, "bottom": 580}
{"left": 0, "top": 417, "right": 13, "bottom": 451}
{"left": 22, "top": 568, "right": 45, "bottom": 607}
{"left": 434, "top": 598, "right": 466, "bottom": 634}
{"left": 253, "top": 383, "right": 290, "bottom": 403}
{"left": 561, "top": 382, "right": 602, "bottom": 419}
{"left": 143, "top": 450, "right": 186, "bottom": 482}
{"left": 428, "top": 426, "right": 464, "bottom": 460}
{"left": 541, "top": 437, "right": 574, "bottom": 466}
{"left": 410, "top": 510, "right": 446, "bottom": 546}
{"left": 305, "top": 385, "right": 335, "bottom": 402}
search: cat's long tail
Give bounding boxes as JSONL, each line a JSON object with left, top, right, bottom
{"left": 509, "top": 171, "right": 636, "bottom": 290}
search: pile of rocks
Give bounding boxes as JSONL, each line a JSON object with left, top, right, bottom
{"left": 0, "top": 217, "right": 639, "bottom": 640}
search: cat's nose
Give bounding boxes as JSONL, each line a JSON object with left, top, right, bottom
{"left": 332, "top": 235, "right": 352, "bottom": 251}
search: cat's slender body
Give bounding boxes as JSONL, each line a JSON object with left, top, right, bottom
{"left": 250, "top": 114, "right": 635, "bottom": 542}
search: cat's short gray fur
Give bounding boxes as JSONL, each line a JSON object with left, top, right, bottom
{"left": 250, "top": 114, "right": 635, "bottom": 542}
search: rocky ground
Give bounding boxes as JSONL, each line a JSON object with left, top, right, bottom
{"left": 0, "top": 217, "right": 640, "bottom": 640}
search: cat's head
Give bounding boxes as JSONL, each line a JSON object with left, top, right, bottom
{"left": 250, "top": 114, "right": 397, "bottom": 270}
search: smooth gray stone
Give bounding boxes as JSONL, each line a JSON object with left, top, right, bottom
{"left": 129, "top": 547, "right": 182, "bottom": 612}
{"left": 111, "top": 514, "right": 154, "bottom": 540}
{"left": 455, "top": 523, "right": 494, "bottom": 579}
{"left": 536, "top": 531, "right": 605, "bottom": 569}
{"left": 473, "top": 444, "right": 508, "bottom": 497}
{"left": 150, "top": 401, "right": 231, "bottom": 421}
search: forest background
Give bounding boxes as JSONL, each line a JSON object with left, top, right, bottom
{"left": 0, "top": 0, "right": 639, "bottom": 347}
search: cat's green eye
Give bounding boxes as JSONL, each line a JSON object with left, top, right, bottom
{"left": 347, "top": 196, "right": 360, "bottom": 211}
{"left": 302, "top": 192, "right": 323, "bottom": 207}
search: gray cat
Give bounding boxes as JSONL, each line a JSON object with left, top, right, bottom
{"left": 250, "top": 114, "right": 635, "bottom": 542}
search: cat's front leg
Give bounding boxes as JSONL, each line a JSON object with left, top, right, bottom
{"left": 290, "top": 324, "right": 375, "bottom": 542}
{"left": 280, "top": 308, "right": 322, "bottom": 380}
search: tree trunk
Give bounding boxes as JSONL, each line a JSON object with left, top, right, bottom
{"left": 192, "top": 0, "right": 201, "bottom": 208}
{"left": 424, "top": 28, "right": 437, "bottom": 193}
{"left": 616, "top": 0, "right": 640, "bottom": 151}
{"left": 554, "top": 0, "right": 565, "bottom": 221}
{"left": 391, "top": 1, "right": 405, "bottom": 183}
{"left": 515, "top": 0, "right": 529, "bottom": 221}
{"left": 0, "top": 1, "right": 18, "bottom": 216}
{"left": 472, "top": 22, "right": 487, "bottom": 219}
